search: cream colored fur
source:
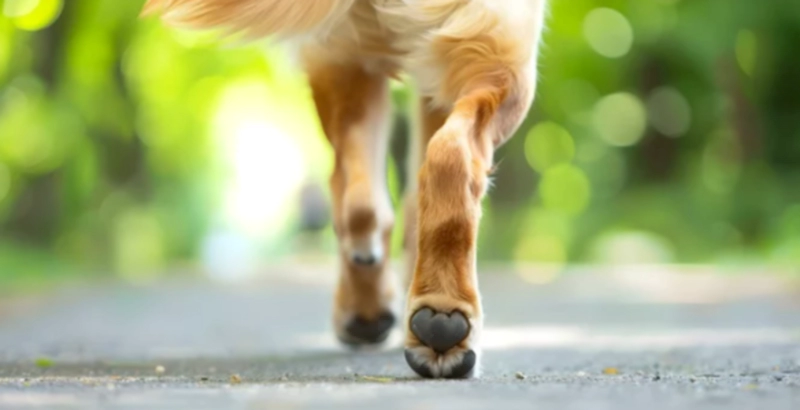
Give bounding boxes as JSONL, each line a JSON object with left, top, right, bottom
{"left": 141, "top": 0, "right": 357, "bottom": 39}
{"left": 143, "top": 0, "right": 546, "bottom": 105}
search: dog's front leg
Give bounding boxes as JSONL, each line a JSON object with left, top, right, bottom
{"left": 403, "top": 70, "right": 537, "bottom": 378}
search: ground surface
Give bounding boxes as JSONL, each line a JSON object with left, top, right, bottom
{"left": 1, "top": 265, "right": 800, "bottom": 409}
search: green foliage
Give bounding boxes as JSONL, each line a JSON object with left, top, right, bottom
{"left": 1, "top": 0, "right": 799, "bottom": 282}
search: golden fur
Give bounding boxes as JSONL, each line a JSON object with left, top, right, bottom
{"left": 142, "top": 0, "right": 547, "bottom": 378}
{"left": 141, "top": 0, "right": 357, "bottom": 38}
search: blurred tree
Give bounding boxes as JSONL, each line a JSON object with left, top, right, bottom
{"left": 0, "top": 0, "right": 798, "bottom": 281}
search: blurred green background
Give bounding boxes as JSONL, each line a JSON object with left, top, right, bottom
{"left": 1, "top": 0, "right": 799, "bottom": 288}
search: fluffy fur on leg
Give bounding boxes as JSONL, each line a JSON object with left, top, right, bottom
{"left": 141, "top": 0, "right": 356, "bottom": 39}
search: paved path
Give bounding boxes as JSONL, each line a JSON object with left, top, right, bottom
{"left": 1, "top": 266, "right": 799, "bottom": 409}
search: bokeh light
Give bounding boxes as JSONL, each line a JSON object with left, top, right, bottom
{"left": 583, "top": 8, "right": 634, "bottom": 59}
{"left": 539, "top": 164, "right": 591, "bottom": 215}
{"left": 592, "top": 92, "right": 647, "bottom": 147}
{"left": 513, "top": 207, "right": 571, "bottom": 283}
{"left": 524, "top": 122, "right": 575, "bottom": 173}
{"left": 702, "top": 128, "right": 743, "bottom": 194}
{"left": 576, "top": 142, "right": 627, "bottom": 202}
{"left": 213, "top": 79, "right": 308, "bottom": 242}
{"left": 590, "top": 230, "right": 676, "bottom": 265}
{"left": 1, "top": 0, "right": 798, "bottom": 285}
{"left": 2, "top": 0, "right": 39, "bottom": 17}
{"left": 558, "top": 79, "right": 600, "bottom": 126}
{"left": 515, "top": 234, "right": 567, "bottom": 264}
{"left": 646, "top": 86, "right": 692, "bottom": 137}
{"left": 113, "top": 207, "right": 166, "bottom": 282}
{"left": 629, "top": 0, "right": 678, "bottom": 44}
{"left": 0, "top": 161, "right": 11, "bottom": 203}
{"left": 736, "top": 30, "right": 757, "bottom": 76}
{"left": 5, "top": 0, "right": 63, "bottom": 32}
{"left": 0, "top": 88, "right": 53, "bottom": 172}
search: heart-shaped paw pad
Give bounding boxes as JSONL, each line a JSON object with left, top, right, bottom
{"left": 409, "top": 307, "right": 470, "bottom": 353}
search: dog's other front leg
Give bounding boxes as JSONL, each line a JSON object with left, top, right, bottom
{"left": 304, "top": 52, "right": 396, "bottom": 346}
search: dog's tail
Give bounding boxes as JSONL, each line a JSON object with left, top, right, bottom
{"left": 140, "top": 0, "right": 355, "bottom": 39}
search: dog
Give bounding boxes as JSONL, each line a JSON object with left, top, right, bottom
{"left": 141, "top": 0, "right": 547, "bottom": 379}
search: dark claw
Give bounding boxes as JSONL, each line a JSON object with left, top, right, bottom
{"left": 405, "top": 349, "right": 476, "bottom": 379}
{"left": 404, "top": 349, "right": 433, "bottom": 378}
{"left": 449, "top": 350, "right": 477, "bottom": 378}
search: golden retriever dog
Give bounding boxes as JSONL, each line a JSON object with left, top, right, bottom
{"left": 141, "top": 0, "right": 547, "bottom": 378}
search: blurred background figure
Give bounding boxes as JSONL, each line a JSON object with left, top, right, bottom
{"left": 1, "top": 0, "right": 799, "bottom": 290}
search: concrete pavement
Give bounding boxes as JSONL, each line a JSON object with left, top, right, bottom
{"left": 1, "top": 265, "right": 799, "bottom": 409}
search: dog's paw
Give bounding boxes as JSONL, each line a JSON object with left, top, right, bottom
{"left": 331, "top": 187, "right": 397, "bottom": 347}
{"left": 403, "top": 298, "right": 481, "bottom": 378}
{"left": 336, "top": 310, "right": 396, "bottom": 346}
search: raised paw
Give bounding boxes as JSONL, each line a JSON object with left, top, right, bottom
{"left": 404, "top": 303, "right": 481, "bottom": 378}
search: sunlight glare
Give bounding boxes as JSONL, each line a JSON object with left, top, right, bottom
{"left": 222, "top": 119, "right": 306, "bottom": 239}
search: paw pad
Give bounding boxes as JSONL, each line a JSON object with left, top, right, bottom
{"left": 409, "top": 307, "right": 470, "bottom": 353}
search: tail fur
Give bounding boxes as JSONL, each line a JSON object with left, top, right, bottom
{"left": 141, "top": 0, "right": 355, "bottom": 39}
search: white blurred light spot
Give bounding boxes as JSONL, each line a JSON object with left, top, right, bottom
{"left": 201, "top": 228, "right": 259, "bottom": 282}
{"left": 223, "top": 120, "right": 306, "bottom": 237}
{"left": 583, "top": 8, "right": 634, "bottom": 59}
{"left": 647, "top": 86, "right": 692, "bottom": 137}
{"left": 211, "top": 79, "right": 308, "bottom": 245}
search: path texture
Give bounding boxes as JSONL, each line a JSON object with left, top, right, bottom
{"left": 1, "top": 265, "right": 799, "bottom": 409}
